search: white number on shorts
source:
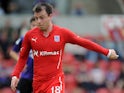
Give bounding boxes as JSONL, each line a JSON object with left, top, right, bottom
{"left": 51, "top": 86, "right": 61, "bottom": 93}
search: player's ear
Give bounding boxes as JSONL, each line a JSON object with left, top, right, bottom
{"left": 49, "top": 13, "right": 53, "bottom": 18}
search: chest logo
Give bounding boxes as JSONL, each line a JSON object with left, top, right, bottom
{"left": 54, "top": 35, "right": 60, "bottom": 42}
{"left": 31, "top": 38, "right": 37, "bottom": 42}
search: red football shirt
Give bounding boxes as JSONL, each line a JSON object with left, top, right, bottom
{"left": 12, "top": 25, "right": 109, "bottom": 81}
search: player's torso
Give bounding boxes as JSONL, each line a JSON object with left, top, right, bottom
{"left": 30, "top": 27, "right": 65, "bottom": 57}
{"left": 28, "top": 26, "right": 65, "bottom": 79}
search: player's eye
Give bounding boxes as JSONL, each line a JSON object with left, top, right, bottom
{"left": 35, "top": 17, "right": 38, "bottom": 20}
{"left": 40, "top": 16, "right": 44, "bottom": 20}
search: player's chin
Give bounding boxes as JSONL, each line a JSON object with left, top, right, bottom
{"left": 40, "top": 27, "right": 47, "bottom": 31}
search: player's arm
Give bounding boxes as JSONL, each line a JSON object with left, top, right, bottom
{"left": 10, "top": 50, "right": 19, "bottom": 61}
{"left": 63, "top": 28, "right": 119, "bottom": 59}
{"left": 9, "top": 38, "right": 22, "bottom": 62}
{"left": 11, "top": 33, "right": 31, "bottom": 91}
{"left": 10, "top": 37, "right": 27, "bottom": 71}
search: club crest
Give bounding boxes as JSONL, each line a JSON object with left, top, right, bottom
{"left": 54, "top": 35, "right": 60, "bottom": 42}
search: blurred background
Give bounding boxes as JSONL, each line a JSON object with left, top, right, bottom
{"left": 0, "top": 0, "right": 124, "bottom": 93}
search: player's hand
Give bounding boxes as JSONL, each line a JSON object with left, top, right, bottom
{"left": 11, "top": 76, "right": 19, "bottom": 92}
{"left": 107, "top": 49, "right": 119, "bottom": 59}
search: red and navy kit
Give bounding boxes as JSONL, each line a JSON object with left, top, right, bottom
{"left": 12, "top": 37, "right": 33, "bottom": 80}
{"left": 12, "top": 25, "right": 109, "bottom": 93}
{"left": 12, "top": 37, "right": 33, "bottom": 93}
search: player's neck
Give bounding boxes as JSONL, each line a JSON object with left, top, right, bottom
{"left": 43, "top": 22, "right": 53, "bottom": 37}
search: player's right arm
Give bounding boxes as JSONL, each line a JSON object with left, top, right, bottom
{"left": 11, "top": 32, "right": 31, "bottom": 91}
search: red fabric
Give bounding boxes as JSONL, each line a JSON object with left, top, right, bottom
{"left": 109, "top": 28, "right": 124, "bottom": 42}
{"left": 65, "top": 74, "right": 76, "bottom": 93}
{"left": 33, "top": 73, "right": 65, "bottom": 93}
{"left": 12, "top": 25, "right": 109, "bottom": 82}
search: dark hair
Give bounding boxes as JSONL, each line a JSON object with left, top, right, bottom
{"left": 33, "top": 3, "right": 53, "bottom": 16}
{"left": 33, "top": 0, "right": 56, "bottom": 8}
{"left": 30, "top": 16, "right": 35, "bottom": 23}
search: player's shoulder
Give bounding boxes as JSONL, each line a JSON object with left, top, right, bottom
{"left": 29, "top": 27, "right": 39, "bottom": 32}
{"left": 54, "top": 25, "right": 61, "bottom": 30}
{"left": 26, "top": 27, "right": 39, "bottom": 35}
{"left": 54, "top": 25, "right": 69, "bottom": 32}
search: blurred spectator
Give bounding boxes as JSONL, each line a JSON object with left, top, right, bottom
{"left": 2, "top": 19, "right": 14, "bottom": 41}
{"left": 0, "top": 2, "right": 4, "bottom": 15}
{"left": 118, "top": 63, "right": 124, "bottom": 89}
{"left": 123, "top": 0, "right": 124, "bottom": 4}
{"left": 0, "top": 0, "right": 11, "bottom": 14}
{"left": 0, "top": 31, "right": 11, "bottom": 59}
{"left": 85, "top": 51, "right": 98, "bottom": 63}
{"left": 89, "top": 63, "right": 106, "bottom": 86}
{"left": 88, "top": 63, "right": 106, "bottom": 92}
{"left": 70, "top": 2, "right": 87, "bottom": 16}
{"left": 7, "top": 1, "right": 19, "bottom": 14}
{"left": 84, "top": 38, "right": 99, "bottom": 63}
{"left": 108, "top": 25, "right": 124, "bottom": 42}
{"left": 0, "top": 87, "right": 13, "bottom": 93}
{"left": 105, "top": 61, "right": 121, "bottom": 91}
{"left": 0, "top": 19, "right": 14, "bottom": 59}
{"left": 17, "top": 20, "right": 29, "bottom": 37}
{"left": 109, "top": 80, "right": 123, "bottom": 93}
{"left": 105, "top": 23, "right": 124, "bottom": 61}
{"left": 0, "top": 47, "right": 15, "bottom": 92}
{"left": 96, "top": 88, "right": 109, "bottom": 93}
{"left": 120, "top": 24, "right": 124, "bottom": 39}
{"left": 75, "top": 62, "right": 93, "bottom": 92}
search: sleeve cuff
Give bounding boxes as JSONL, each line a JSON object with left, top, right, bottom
{"left": 107, "top": 49, "right": 111, "bottom": 58}
{"left": 12, "top": 76, "right": 18, "bottom": 79}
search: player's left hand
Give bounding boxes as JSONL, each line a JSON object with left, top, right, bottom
{"left": 108, "top": 49, "right": 119, "bottom": 60}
